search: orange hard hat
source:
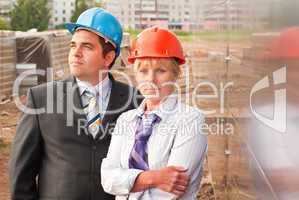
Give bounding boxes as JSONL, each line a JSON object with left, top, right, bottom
{"left": 128, "top": 26, "right": 186, "bottom": 65}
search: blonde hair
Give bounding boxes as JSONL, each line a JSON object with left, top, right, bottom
{"left": 133, "top": 58, "right": 181, "bottom": 79}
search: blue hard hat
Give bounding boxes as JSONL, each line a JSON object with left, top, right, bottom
{"left": 65, "top": 7, "right": 123, "bottom": 57}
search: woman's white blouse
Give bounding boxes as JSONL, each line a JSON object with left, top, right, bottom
{"left": 101, "top": 97, "right": 208, "bottom": 200}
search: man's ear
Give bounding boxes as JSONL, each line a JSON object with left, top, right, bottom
{"left": 104, "top": 51, "right": 116, "bottom": 68}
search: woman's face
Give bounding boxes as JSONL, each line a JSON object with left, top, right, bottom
{"left": 135, "top": 58, "right": 178, "bottom": 103}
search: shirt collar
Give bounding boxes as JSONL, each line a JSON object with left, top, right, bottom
{"left": 76, "top": 75, "right": 111, "bottom": 99}
{"left": 130, "top": 94, "right": 178, "bottom": 122}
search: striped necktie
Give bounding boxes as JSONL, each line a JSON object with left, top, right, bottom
{"left": 128, "top": 113, "right": 161, "bottom": 170}
{"left": 84, "top": 90, "right": 101, "bottom": 139}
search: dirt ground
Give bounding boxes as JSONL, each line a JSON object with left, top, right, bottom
{"left": 0, "top": 100, "right": 21, "bottom": 200}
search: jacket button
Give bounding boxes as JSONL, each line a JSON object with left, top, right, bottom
{"left": 92, "top": 145, "right": 96, "bottom": 150}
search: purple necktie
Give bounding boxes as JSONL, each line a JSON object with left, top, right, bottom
{"left": 129, "top": 113, "right": 161, "bottom": 171}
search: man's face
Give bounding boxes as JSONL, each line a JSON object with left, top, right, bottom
{"left": 68, "top": 29, "right": 109, "bottom": 83}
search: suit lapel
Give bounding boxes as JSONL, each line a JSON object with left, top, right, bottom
{"left": 101, "top": 74, "right": 127, "bottom": 127}
{"left": 63, "top": 76, "right": 87, "bottom": 127}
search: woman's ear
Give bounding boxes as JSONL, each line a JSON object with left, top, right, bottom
{"left": 104, "top": 51, "right": 116, "bottom": 68}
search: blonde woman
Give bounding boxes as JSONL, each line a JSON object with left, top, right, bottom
{"left": 101, "top": 27, "right": 207, "bottom": 200}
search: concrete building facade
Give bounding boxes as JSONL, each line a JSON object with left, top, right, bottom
{"left": 48, "top": 0, "right": 76, "bottom": 28}
{"left": 103, "top": 0, "right": 202, "bottom": 31}
{"left": 202, "top": 0, "right": 269, "bottom": 30}
{"left": 0, "top": 0, "right": 15, "bottom": 23}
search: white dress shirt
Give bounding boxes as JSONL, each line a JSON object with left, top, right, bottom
{"left": 101, "top": 95, "right": 208, "bottom": 200}
{"left": 76, "top": 75, "right": 112, "bottom": 117}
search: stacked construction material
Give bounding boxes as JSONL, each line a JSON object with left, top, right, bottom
{"left": 0, "top": 31, "right": 16, "bottom": 100}
{"left": 15, "top": 30, "right": 71, "bottom": 85}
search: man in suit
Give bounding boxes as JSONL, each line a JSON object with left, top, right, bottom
{"left": 9, "top": 8, "right": 140, "bottom": 200}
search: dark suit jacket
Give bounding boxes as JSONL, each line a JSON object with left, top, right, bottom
{"left": 9, "top": 74, "right": 142, "bottom": 200}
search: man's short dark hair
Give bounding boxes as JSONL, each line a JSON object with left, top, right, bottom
{"left": 98, "top": 37, "right": 117, "bottom": 69}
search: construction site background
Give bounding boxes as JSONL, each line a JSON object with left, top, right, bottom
{"left": 0, "top": 24, "right": 299, "bottom": 200}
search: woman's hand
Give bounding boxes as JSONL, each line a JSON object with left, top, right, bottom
{"left": 152, "top": 166, "right": 190, "bottom": 197}
{"left": 131, "top": 166, "right": 190, "bottom": 197}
